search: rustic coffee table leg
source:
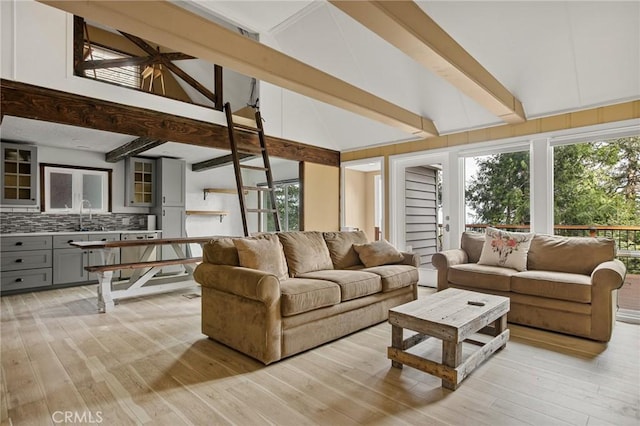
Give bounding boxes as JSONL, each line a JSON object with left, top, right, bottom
{"left": 391, "top": 324, "right": 403, "bottom": 368}
{"left": 442, "top": 340, "right": 462, "bottom": 390}
{"left": 495, "top": 314, "right": 508, "bottom": 350}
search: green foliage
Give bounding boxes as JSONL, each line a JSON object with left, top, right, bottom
{"left": 465, "top": 137, "right": 639, "bottom": 227}
{"left": 466, "top": 152, "right": 530, "bottom": 225}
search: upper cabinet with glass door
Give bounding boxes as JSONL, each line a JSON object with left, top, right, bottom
{"left": 1, "top": 142, "right": 38, "bottom": 206}
{"left": 125, "top": 157, "right": 155, "bottom": 207}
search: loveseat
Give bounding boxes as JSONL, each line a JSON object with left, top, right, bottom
{"left": 432, "top": 230, "right": 626, "bottom": 342}
{"left": 194, "top": 231, "right": 419, "bottom": 364}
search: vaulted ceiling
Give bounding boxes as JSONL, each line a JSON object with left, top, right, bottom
{"left": 180, "top": 0, "right": 639, "bottom": 151}
{"left": 4, "top": 1, "right": 639, "bottom": 159}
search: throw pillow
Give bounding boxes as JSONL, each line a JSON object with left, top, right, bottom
{"left": 323, "top": 230, "right": 368, "bottom": 269}
{"left": 477, "top": 227, "right": 533, "bottom": 272}
{"left": 353, "top": 239, "right": 404, "bottom": 268}
{"left": 233, "top": 234, "right": 288, "bottom": 280}
{"left": 202, "top": 237, "right": 239, "bottom": 266}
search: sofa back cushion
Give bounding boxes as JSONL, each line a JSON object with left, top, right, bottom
{"left": 527, "top": 234, "right": 616, "bottom": 275}
{"left": 353, "top": 239, "right": 405, "bottom": 267}
{"left": 233, "top": 234, "right": 289, "bottom": 280}
{"left": 278, "top": 231, "right": 334, "bottom": 277}
{"left": 461, "top": 231, "right": 485, "bottom": 263}
{"left": 202, "top": 237, "right": 240, "bottom": 266}
{"left": 323, "top": 231, "right": 368, "bottom": 269}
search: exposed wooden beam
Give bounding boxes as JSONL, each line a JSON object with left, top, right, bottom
{"left": 191, "top": 153, "right": 255, "bottom": 172}
{"left": 38, "top": 0, "right": 438, "bottom": 138}
{"left": 120, "top": 31, "right": 218, "bottom": 105}
{"left": 79, "top": 52, "right": 194, "bottom": 71}
{"left": 105, "top": 137, "right": 167, "bottom": 163}
{"left": 329, "top": 1, "right": 526, "bottom": 124}
{"left": 214, "top": 64, "right": 223, "bottom": 111}
{"left": 0, "top": 79, "right": 339, "bottom": 167}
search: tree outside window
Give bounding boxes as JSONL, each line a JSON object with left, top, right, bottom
{"left": 262, "top": 180, "right": 300, "bottom": 232}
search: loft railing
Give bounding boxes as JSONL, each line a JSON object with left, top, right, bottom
{"left": 463, "top": 224, "right": 640, "bottom": 273}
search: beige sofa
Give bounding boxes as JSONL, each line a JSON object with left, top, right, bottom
{"left": 194, "top": 231, "right": 418, "bottom": 364}
{"left": 432, "top": 232, "right": 626, "bottom": 342}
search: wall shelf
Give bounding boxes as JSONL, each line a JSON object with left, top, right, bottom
{"left": 203, "top": 188, "right": 247, "bottom": 199}
{"left": 185, "top": 210, "right": 229, "bottom": 222}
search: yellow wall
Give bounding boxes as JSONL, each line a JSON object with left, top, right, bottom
{"left": 344, "top": 168, "right": 367, "bottom": 232}
{"left": 302, "top": 162, "right": 339, "bottom": 231}
{"left": 365, "top": 171, "right": 379, "bottom": 240}
{"left": 343, "top": 169, "right": 380, "bottom": 240}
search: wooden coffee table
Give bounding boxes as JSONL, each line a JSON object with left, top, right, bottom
{"left": 388, "top": 288, "right": 510, "bottom": 390}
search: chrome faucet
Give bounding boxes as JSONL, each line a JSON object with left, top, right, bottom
{"left": 79, "top": 199, "right": 92, "bottom": 231}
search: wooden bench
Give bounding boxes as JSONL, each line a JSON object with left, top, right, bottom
{"left": 85, "top": 257, "right": 202, "bottom": 273}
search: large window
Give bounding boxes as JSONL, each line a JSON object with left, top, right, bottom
{"left": 260, "top": 180, "right": 300, "bottom": 232}
{"left": 464, "top": 150, "right": 530, "bottom": 232}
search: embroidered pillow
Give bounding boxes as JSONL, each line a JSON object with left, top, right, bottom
{"left": 233, "top": 234, "right": 288, "bottom": 281}
{"left": 353, "top": 239, "right": 404, "bottom": 268}
{"left": 478, "top": 227, "right": 533, "bottom": 272}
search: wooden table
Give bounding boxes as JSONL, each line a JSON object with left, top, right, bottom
{"left": 388, "top": 288, "right": 510, "bottom": 390}
{"left": 70, "top": 236, "right": 219, "bottom": 313}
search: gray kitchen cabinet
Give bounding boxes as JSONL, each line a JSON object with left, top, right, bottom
{"left": 1, "top": 142, "right": 38, "bottom": 206}
{"left": 52, "top": 234, "right": 89, "bottom": 285}
{"left": 86, "top": 233, "right": 121, "bottom": 281}
{"left": 125, "top": 157, "right": 155, "bottom": 207}
{"left": 153, "top": 158, "right": 186, "bottom": 274}
{"left": 157, "top": 206, "right": 186, "bottom": 274}
{"left": 156, "top": 157, "right": 185, "bottom": 206}
{"left": 0, "top": 235, "right": 52, "bottom": 293}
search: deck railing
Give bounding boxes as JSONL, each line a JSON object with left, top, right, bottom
{"left": 464, "top": 224, "right": 640, "bottom": 273}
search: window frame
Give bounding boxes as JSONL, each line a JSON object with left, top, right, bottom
{"left": 40, "top": 163, "right": 112, "bottom": 214}
{"left": 259, "top": 179, "right": 300, "bottom": 232}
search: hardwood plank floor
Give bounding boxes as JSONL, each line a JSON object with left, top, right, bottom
{"left": 1, "top": 285, "right": 638, "bottom": 425}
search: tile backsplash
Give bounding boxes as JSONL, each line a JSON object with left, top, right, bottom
{"left": 0, "top": 212, "right": 153, "bottom": 234}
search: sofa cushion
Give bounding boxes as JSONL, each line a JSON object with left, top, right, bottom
{"left": 527, "top": 234, "right": 616, "bottom": 275}
{"left": 202, "top": 237, "right": 239, "bottom": 266}
{"left": 448, "top": 263, "right": 518, "bottom": 292}
{"left": 323, "top": 231, "right": 368, "bottom": 269}
{"left": 353, "top": 239, "right": 404, "bottom": 267}
{"left": 461, "top": 231, "right": 485, "bottom": 263}
{"left": 280, "top": 278, "right": 341, "bottom": 316}
{"left": 478, "top": 227, "right": 534, "bottom": 272}
{"left": 298, "top": 270, "right": 382, "bottom": 301}
{"left": 233, "top": 234, "right": 288, "bottom": 281}
{"left": 512, "top": 270, "right": 592, "bottom": 303}
{"left": 362, "top": 265, "right": 418, "bottom": 292}
{"left": 278, "top": 232, "right": 334, "bottom": 277}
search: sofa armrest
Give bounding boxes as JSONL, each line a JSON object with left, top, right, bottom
{"left": 194, "top": 263, "right": 280, "bottom": 307}
{"left": 432, "top": 249, "right": 468, "bottom": 270}
{"left": 591, "top": 259, "right": 627, "bottom": 291}
{"left": 589, "top": 259, "right": 627, "bottom": 341}
{"left": 400, "top": 251, "right": 420, "bottom": 268}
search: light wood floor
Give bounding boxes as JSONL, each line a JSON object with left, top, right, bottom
{"left": 1, "top": 285, "right": 638, "bottom": 425}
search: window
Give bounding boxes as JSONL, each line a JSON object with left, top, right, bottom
{"left": 42, "top": 165, "right": 111, "bottom": 213}
{"left": 82, "top": 45, "right": 140, "bottom": 89}
{"left": 464, "top": 149, "right": 530, "bottom": 232}
{"left": 260, "top": 180, "right": 300, "bottom": 232}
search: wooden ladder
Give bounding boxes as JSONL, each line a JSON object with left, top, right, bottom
{"left": 224, "top": 102, "right": 281, "bottom": 236}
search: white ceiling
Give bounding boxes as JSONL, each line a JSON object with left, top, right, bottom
{"left": 1, "top": 0, "right": 638, "bottom": 162}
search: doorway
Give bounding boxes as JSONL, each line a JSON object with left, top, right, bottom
{"left": 405, "top": 166, "right": 441, "bottom": 272}
{"left": 341, "top": 159, "right": 383, "bottom": 242}
{"left": 390, "top": 152, "right": 453, "bottom": 287}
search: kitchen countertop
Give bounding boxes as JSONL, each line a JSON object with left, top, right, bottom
{"left": 1, "top": 230, "right": 163, "bottom": 237}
